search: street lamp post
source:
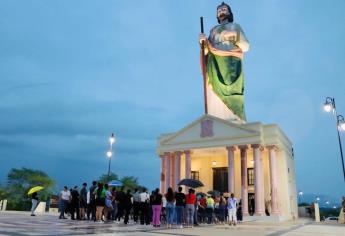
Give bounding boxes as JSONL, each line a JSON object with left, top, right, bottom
{"left": 324, "top": 97, "right": 345, "bottom": 183}
{"left": 106, "top": 133, "right": 116, "bottom": 182}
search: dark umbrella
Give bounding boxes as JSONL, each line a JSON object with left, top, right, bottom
{"left": 178, "top": 178, "right": 204, "bottom": 188}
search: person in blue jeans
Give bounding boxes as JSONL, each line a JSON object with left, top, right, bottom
{"left": 59, "top": 186, "right": 71, "bottom": 219}
{"left": 174, "top": 187, "right": 185, "bottom": 228}
{"left": 165, "top": 187, "right": 175, "bottom": 228}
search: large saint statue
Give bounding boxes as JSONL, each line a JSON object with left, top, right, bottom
{"left": 200, "top": 2, "right": 249, "bottom": 122}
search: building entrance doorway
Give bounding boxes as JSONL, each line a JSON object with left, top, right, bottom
{"left": 212, "top": 167, "right": 228, "bottom": 193}
{"left": 248, "top": 193, "right": 255, "bottom": 215}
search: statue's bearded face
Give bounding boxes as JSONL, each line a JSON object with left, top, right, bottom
{"left": 217, "top": 5, "right": 229, "bottom": 21}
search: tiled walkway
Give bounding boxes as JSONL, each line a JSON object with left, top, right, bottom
{"left": 0, "top": 211, "right": 344, "bottom": 236}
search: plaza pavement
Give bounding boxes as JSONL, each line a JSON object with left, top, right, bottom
{"left": 0, "top": 211, "right": 344, "bottom": 236}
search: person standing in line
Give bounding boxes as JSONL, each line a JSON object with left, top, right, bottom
{"left": 123, "top": 189, "right": 133, "bottom": 225}
{"left": 59, "top": 186, "right": 70, "bottom": 219}
{"left": 237, "top": 200, "right": 243, "bottom": 221}
{"left": 79, "top": 183, "right": 87, "bottom": 220}
{"left": 89, "top": 181, "right": 97, "bottom": 221}
{"left": 214, "top": 195, "right": 220, "bottom": 224}
{"left": 30, "top": 192, "right": 39, "bottom": 216}
{"left": 198, "top": 194, "right": 207, "bottom": 224}
{"left": 139, "top": 187, "right": 150, "bottom": 225}
{"left": 151, "top": 188, "right": 163, "bottom": 227}
{"left": 161, "top": 194, "right": 167, "bottom": 225}
{"left": 193, "top": 189, "right": 199, "bottom": 226}
{"left": 228, "top": 193, "right": 238, "bottom": 226}
{"left": 175, "top": 187, "right": 185, "bottom": 228}
{"left": 206, "top": 195, "right": 215, "bottom": 224}
{"left": 104, "top": 184, "right": 113, "bottom": 222}
{"left": 111, "top": 187, "right": 117, "bottom": 221}
{"left": 218, "top": 195, "right": 226, "bottom": 224}
{"left": 94, "top": 182, "right": 106, "bottom": 222}
{"left": 165, "top": 187, "right": 175, "bottom": 228}
{"left": 70, "top": 186, "right": 80, "bottom": 220}
{"left": 185, "top": 188, "right": 196, "bottom": 228}
{"left": 132, "top": 188, "right": 141, "bottom": 223}
{"left": 86, "top": 189, "right": 91, "bottom": 220}
{"left": 115, "top": 187, "right": 125, "bottom": 222}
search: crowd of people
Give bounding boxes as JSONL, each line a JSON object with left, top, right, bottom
{"left": 57, "top": 181, "right": 242, "bottom": 228}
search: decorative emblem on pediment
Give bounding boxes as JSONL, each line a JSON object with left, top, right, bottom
{"left": 200, "top": 119, "right": 214, "bottom": 138}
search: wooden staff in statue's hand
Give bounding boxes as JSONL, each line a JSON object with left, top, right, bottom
{"left": 199, "top": 17, "right": 208, "bottom": 114}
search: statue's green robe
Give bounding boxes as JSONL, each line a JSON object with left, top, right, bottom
{"left": 206, "top": 22, "right": 249, "bottom": 121}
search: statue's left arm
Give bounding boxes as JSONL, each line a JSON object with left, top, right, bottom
{"left": 235, "top": 24, "right": 249, "bottom": 52}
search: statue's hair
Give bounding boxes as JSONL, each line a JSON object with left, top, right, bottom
{"left": 217, "top": 2, "right": 233, "bottom": 23}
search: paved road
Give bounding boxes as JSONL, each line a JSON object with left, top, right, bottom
{"left": 0, "top": 211, "right": 344, "bottom": 236}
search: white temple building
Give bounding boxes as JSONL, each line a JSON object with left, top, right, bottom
{"left": 157, "top": 113, "right": 298, "bottom": 221}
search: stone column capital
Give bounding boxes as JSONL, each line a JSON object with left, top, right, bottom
{"left": 175, "top": 151, "right": 182, "bottom": 156}
{"left": 238, "top": 145, "right": 249, "bottom": 150}
{"left": 226, "top": 146, "right": 237, "bottom": 152}
{"left": 267, "top": 145, "right": 279, "bottom": 151}
{"left": 184, "top": 150, "right": 191, "bottom": 155}
{"left": 251, "top": 144, "right": 264, "bottom": 151}
{"left": 164, "top": 152, "right": 171, "bottom": 158}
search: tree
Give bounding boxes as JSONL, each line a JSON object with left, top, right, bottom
{"left": 120, "top": 176, "right": 139, "bottom": 190}
{"left": 98, "top": 172, "right": 119, "bottom": 184}
{"left": 97, "top": 173, "right": 141, "bottom": 191}
{"left": 6, "top": 168, "right": 55, "bottom": 210}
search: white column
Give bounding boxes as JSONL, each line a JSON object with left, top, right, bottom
{"left": 175, "top": 151, "right": 182, "bottom": 188}
{"left": 252, "top": 144, "right": 265, "bottom": 216}
{"left": 160, "top": 154, "right": 166, "bottom": 194}
{"left": 184, "top": 150, "right": 191, "bottom": 179}
{"left": 239, "top": 145, "right": 249, "bottom": 216}
{"left": 226, "top": 146, "right": 236, "bottom": 194}
{"left": 170, "top": 154, "right": 175, "bottom": 190}
{"left": 164, "top": 152, "right": 171, "bottom": 191}
{"left": 268, "top": 145, "right": 280, "bottom": 215}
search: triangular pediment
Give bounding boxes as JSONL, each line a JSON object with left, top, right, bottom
{"left": 160, "top": 114, "right": 260, "bottom": 146}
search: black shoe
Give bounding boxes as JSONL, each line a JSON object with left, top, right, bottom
{"left": 31, "top": 214, "right": 36, "bottom": 216}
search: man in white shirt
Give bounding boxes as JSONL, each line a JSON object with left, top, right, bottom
{"left": 59, "top": 186, "right": 71, "bottom": 219}
{"left": 139, "top": 188, "right": 150, "bottom": 225}
{"left": 132, "top": 188, "right": 141, "bottom": 223}
{"left": 227, "top": 193, "right": 238, "bottom": 226}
